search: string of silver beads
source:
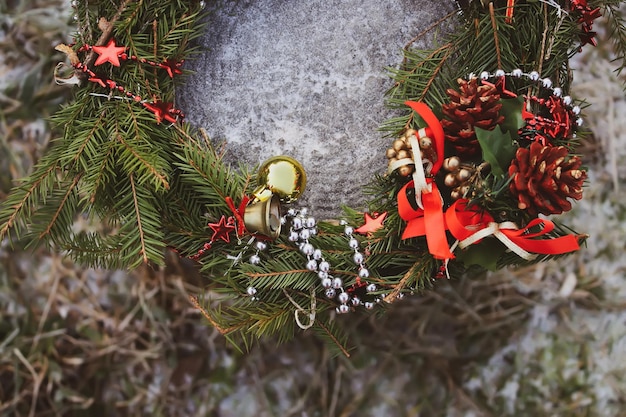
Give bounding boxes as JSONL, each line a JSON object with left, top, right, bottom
{"left": 470, "top": 69, "right": 583, "bottom": 128}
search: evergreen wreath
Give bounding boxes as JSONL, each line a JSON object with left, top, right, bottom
{"left": 1, "top": 0, "right": 624, "bottom": 355}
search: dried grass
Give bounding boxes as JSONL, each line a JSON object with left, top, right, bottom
{"left": 1, "top": 1, "right": 625, "bottom": 416}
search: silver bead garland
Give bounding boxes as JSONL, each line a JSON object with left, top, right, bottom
{"left": 470, "top": 69, "right": 583, "bottom": 129}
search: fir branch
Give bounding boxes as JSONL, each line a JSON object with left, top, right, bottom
{"left": 37, "top": 175, "right": 81, "bottom": 240}
{"left": 314, "top": 320, "right": 351, "bottom": 358}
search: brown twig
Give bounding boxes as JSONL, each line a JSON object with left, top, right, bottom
{"left": 489, "top": 2, "right": 502, "bottom": 70}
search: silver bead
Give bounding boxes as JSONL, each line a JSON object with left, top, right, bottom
{"left": 289, "top": 231, "right": 299, "bottom": 242}
{"left": 321, "top": 277, "right": 333, "bottom": 288}
{"left": 353, "top": 252, "right": 364, "bottom": 264}
{"left": 576, "top": 117, "right": 583, "bottom": 127}
{"left": 348, "top": 238, "right": 359, "bottom": 249}
{"left": 332, "top": 277, "right": 343, "bottom": 289}
{"left": 572, "top": 105, "right": 581, "bottom": 115}
{"left": 280, "top": 216, "right": 287, "bottom": 225}
{"left": 309, "top": 227, "right": 318, "bottom": 236}
{"left": 325, "top": 288, "right": 336, "bottom": 298}
{"left": 338, "top": 292, "right": 350, "bottom": 304}
{"left": 563, "top": 95, "right": 572, "bottom": 106}
{"left": 287, "top": 208, "right": 296, "bottom": 216}
{"left": 291, "top": 217, "right": 303, "bottom": 230}
{"left": 495, "top": 69, "right": 505, "bottom": 77}
{"left": 255, "top": 241, "right": 267, "bottom": 251}
{"left": 511, "top": 68, "right": 523, "bottom": 77}
{"left": 553, "top": 87, "right": 562, "bottom": 97}
{"left": 336, "top": 304, "right": 350, "bottom": 314}
{"left": 318, "top": 271, "right": 329, "bottom": 280}
{"left": 301, "top": 243, "right": 314, "bottom": 256}
{"left": 199, "top": 0, "right": 206, "bottom": 8}
{"left": 300, "top": 208, "right": 308, "bottom": 217}
{"left": 467, "top": 72, "right": 476, "bottom": 80}
{"left": 299, "top": 229, "right": 310, "bottom": 240}
{"left": 73, "top": 14, "right": 78, "bottom": 21}
{"left": 246, "top": 286, "right": 257, "bottom": 296}
{"left": 480, "top": 71, "right": 490, "bottom": 80}
{"left": 366, "top": 283, "right": 377, "bottom": 293}
{"left": 529, "top": 71, "right": 540, "bottom": 81}
{"left": 397, "top": 292, "right": 405, "bottom": 300}
{"left": 358, "top": 268, "right": 370, "bottom": 279}
{"left": 364, "top": 301, "right": 375, "bottom": 310}
{"left": 541, "top": 78, "right": 552, "bottom": 88}
{"left": 344, "top": 225, "right": 354, "bottom": 236}
{"left": 306, "top": 259, "right": 318, "bottom": 271}
{"left": 351, "top": 297, "right": 361, "bottom": 306}
{"left": 71, "top": 0, "right": 77, "bottom": 6}
{"left": 305, "top": 217, "right": 316, "bottom": 228}
{"left": 249, "top": 254, "right": 261, "bottom": 265}
{"left": 313, "top": 249, "right": 323, "bottom": 260}
{"left": 319, "top": 261, "right": 330, "bottom": 272}
{"left": 339, "top": 220, "right": 348, "bottom": 225}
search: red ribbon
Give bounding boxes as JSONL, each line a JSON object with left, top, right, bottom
{"left": 225, "top": 195, "right": 250, "bottom": 236}
{"left": 445, "top": 199, "right": 580, "bottom": 257}
{"left": 397, "top": 101, "right": 453, "bottom": 260}
{"left": 398, "top": 181, "right": 453, "bottom": 260}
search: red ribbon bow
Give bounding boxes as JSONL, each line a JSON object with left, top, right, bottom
{"left": 397, "top": 101, "right": 454, "bottom": 260}
{"left": 445, "top": 199, "right": 580, "bottom": 258}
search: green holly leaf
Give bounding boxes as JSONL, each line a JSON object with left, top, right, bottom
{"left": 499, "top": 96, "right": 526, "bottom": 140}
{"left": 475, "top": 125, "right": 517, "bottom": 176}
{"left": 455, "top": 238, "right": 507, "bottom": 271}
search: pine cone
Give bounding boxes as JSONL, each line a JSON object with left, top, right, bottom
{"left": 508, "top": 142, "right": 587, "bottom": 216}
{"left": 441, "top": 78, "right": 505, "bottom": 156}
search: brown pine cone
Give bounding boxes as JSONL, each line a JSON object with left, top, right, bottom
{"left": 508, "top": 142, "right": 587, "bottom": 216}
{"left": 441, "top": 78, "right": 505, "bottom": 156}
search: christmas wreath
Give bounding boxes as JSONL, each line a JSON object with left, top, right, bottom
{"left": 1, "top": 0, "right": 623, "bottom": 354}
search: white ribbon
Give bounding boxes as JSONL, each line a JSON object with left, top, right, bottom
{"left": 458, "top": 221, "right": 537, "bottom": 261}
{"left": 282, "top": 287, "right": 316, "bottom": 330}
{"left": 387, "top": 129, "right": 432, "bottom": 210}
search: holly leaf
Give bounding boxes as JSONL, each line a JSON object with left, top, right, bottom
{"left": 455, "top": 238, "right": 507, "bottom": 271}
{"left": 475, "top": 125, "right": 517, "bottom": 176}
{"left": 499, "top": 96, "right": 525, "bottom": 140}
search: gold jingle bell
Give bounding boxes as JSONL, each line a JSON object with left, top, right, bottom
{"left": 244, "top": 156, "right": 306, "bottom": 239}
{"left": 253, "top": 156, "right": 306, "bottom": 204}
{"left": 243, "top": 194, "right": 282, "bottom": 239}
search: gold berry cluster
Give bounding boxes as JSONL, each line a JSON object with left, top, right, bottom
{"left": 386, "top": 129, "right": 436, "bottom": 177}
{"left": 442, "top": 156, "right": 483, "bottom": 200}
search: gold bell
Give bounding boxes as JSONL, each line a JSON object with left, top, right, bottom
{"left": 243, "top": 195, "right": 282, "bottom": 239}
{"left": 253, "top": 156, "right": 306, "bottom": 203}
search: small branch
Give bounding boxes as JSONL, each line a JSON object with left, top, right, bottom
{"left": 316, "top": 321, "right": 351, "bottom": 358}
{"left": 129, "top": 173, "right": 149, "bottom": 264}
{"left": 383, "top": 260, "right": 421, "bottom": 303}
{"left": 38, "top": 175, "right": 81, "bottom": 239}
{"left": 489, "top": 2, "right": 502, "bottom": 70}
{"left": 189, "top": 295, "right": 229, "bottom": 334}
{"left": 402, "top": 10, "right": 457, "bottom": 66}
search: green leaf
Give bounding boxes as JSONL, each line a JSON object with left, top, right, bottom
{"left": 475, "top": 125, "right": 517, "bottom": 176}
{"left": 499, "top": 96, "right": 526, "bottom": 140}
{"left": 455, "top": 238, "right": 507, "bottom": 271}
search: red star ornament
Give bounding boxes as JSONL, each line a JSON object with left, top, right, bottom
{"left": 208, "top": 216, "right": 236, "bottom": 243}
{"left": 142, "top": 101, "right": 178, "bottom": 124}
{"left": 92, "top": 39, "right": 127, "bottom": 67}
{"left": 160, "top": 58, "right": 184, "bottom": 78}
{"left": 355, "top": 212, "right": 387, "bottom": 235}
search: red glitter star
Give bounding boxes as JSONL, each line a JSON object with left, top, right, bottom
{"left": 209, "top": 216, "right": 236, "bottom": 243}
{"left": 92, "top": 39, "right": 127, "bottom": 67}
{"left": 355, "top": 212, "right": 387, "bottom": 235}
{"left": 142, "top": 101, "right": 178, "bottom": 124}
{"left": 159, "top": 58, "right": 184, "bottom": 78}
{"left": 482, "top": 76, "right": 517, "bottom": 98}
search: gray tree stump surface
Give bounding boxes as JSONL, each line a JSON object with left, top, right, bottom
{"left": 178, "top": 0, "right": 457, "bottom": 219}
